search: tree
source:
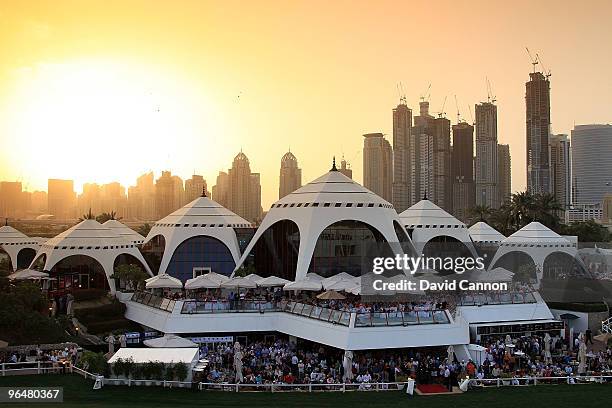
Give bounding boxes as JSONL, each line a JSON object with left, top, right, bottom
{"left": 559, "top": 220, "right": 612, "bottom": 243}
{"left": 79, "top": 209, "right": 96, "bottom": 221}
{"left": 468, "top": 205, "right": 493, "bottom": 224}
{"left": 533, "top": 193, "right": 562, "bottom": 230}
{"left": 509, "top": 191, "right": 535, "bottom": 231}
{"left": 137, "top": 223, "right": 152, "bottom": 237}
{"left": 174, "top": 361, "right": 188, "bottom": 382}
{"left": 0, "top": 257, "right": 11, "bottom": 277}
{"left": 96, "top": 211, "right": 121, "bottom": 224}
{"left": 489, "top": 203, "right": 514, "bottom": 236}
{"left": 111, "top": 264, "right": 149, "bottom": 291}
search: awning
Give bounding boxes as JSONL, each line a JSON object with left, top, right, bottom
{"left": 257, "top": 276, "right": 290, "bottom": 287}
{"left": 8, "top": 269, "right": 49, "bottom": 280}
{"left": 145, "top": 274, "right": 183, "bottom": 289}
{"left": 185, "top": 275, "right": 221, "bottom": 290}
{"left": 108, "top": 347, "right": 198, "bottom": 365}
{"left": 143, "top": 334, "right": 198, "bottom": 348}
{"left": 220, "top": 277, "right": 257, "bottom": 289}
{"left": 283, "top": 279, "right": 323, "bottom": 291}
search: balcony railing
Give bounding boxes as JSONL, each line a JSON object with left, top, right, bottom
{"left": 181, "top": 300, "right": 280, "bottom": 314}
{"left": 354, "top": 309, "right": 450, "bottom": 327}
{"left": 131, "top": 291, "right": 176, "bottom": 313}
{"left": 280, "top": 301, "right": 352, "bottom": 326}
{"left": 458, "top": 292, "right": 537, "bottom": 306}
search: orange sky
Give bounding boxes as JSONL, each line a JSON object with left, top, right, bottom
{"left": 1, "top": 0, "right": 612, "bottom": 208}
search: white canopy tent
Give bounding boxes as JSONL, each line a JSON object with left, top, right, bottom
{"left": 145, "top": 274, "right": 183, "bottom": 289}
{"left": 204, "top": 272, "right": 230, "bottom": 284}
{"left": 184, "top": 274, "right": 221, "bottom": 290}
{"left": 257, "top": 276, "right": 290, "bottom": 287}
{"left": 7, "top": 269, "right": 49, "bottom": 280}
{"left": 283, "top": 279, "right": 323, "bottom": 291}
{"left": 143, "top": 334, "right": 198, "bottom": 348}
{"left": 221, "top": 276, "right": 258, "bottom": 289}
{"left": 0, "top": 225, "right": 41, "bottom": 272}
{"left": 324, "top": 277, "right": 358, "bottom": 291}
{"left": 108, "top": 348, "right": 198, "bottom": 381}
{"left": 475, "top": 267, "right": 514, "bottom": 282}
{"left": 244, "top": 273, "right": 264, "bottom": 283}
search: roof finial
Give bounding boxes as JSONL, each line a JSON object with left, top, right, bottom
{"left": 201, "top": 187, "right": 207, "bottom": 198}
{"left": 4, "top": 218, "right": 7, "bottom": 226}
{"left": 331, "top": 156, "right": 338, "bottom": 171}
{"left": 423, "top": 191, "right": 428, "bottom": 200}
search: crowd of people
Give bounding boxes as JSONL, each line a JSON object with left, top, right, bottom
{"left": 0, "top": 344, "right": 80, "bottom": 373}
{"left": 194, "top": 332, "right": 612, "bottom": 387}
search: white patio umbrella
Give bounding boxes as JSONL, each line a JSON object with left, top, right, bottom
{"left": 145, "top": 274, "right": 183, "bottom": 289}
{"left": 244, "top": 273, "right": 264, "bottom": 283}
{"left": 8, "top": 269, "right": 49, "bottom": 280}
{"left": 476, "top": 267, "right": 514, "bottom": 283}
{"left": 144, "top": 334, "right": 198, "bottom": 348}
{"left": 303, "top": 273, "right": 324, "bottom": 281}
{"left": 257, "top": 276, "right": 290, "bottom": 288}
{"left": 324, "top": 278, "right": 357, "bottom": 291}
{"left": 346, "top": 285, "right": 361, "bottom": 295}
{"left": 283, "top": 279, "right": 323, "bottom": 291}
{"left": 322, "top": 272, "right": 355, "bottom": 287}
{"left": 221, "top": 276, "right": 258, "bottom": 289}
{"left": 185, "top": 274, "right": 221, "bottom": 290}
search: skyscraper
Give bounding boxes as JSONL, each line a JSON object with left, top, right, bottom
{"left": 184, "top": 175, "right": 209, "bottom": 202}
{"left": 363, "top": 133, "right": 392, "bottom": 202}
{"left": 338, "top": 157, "right": 352, "bottom": 179}
{"left": 392, "top": 100, "right": 412, "bottom": 212}
{"left": 430, "top": 116, "right": 452, "bottom": 211}
{"left": 155, "top": 171, "right": 182, "bottom": 219}
{"left": 279, "top": 151, "right": 302, "bottom": 199}
{"left": 211, "top": 171, "right": 229, "bottom": 207}
{"left": 571, "top": 124, "right": 612, "bottom": 207}
{"left": 0, "top": 181, "right": 23, "bottom": 219}
{"left": 225, "top": 152, "right": 263, "bottom": 223}
{"left": 127, "top": 172, "right": 155, "bottom": 221}
{"left": 497, "top": 144, "right": 512, "bottom": 205}
{"left": 451, "top": 122, "right": 475, "bottom": 221}
{"left": 475, "top": 102, "right": 498, "bottom": 208}
{"left": 410, "top": 101, "right": 435, "bottom": 205}
{"left": 526, "top": 71, "right": 551, "bottom": 195}
{"left": 549, "top": 134, "right": 571, "bottom": 209}
{"left": 78, "top": 183, "right": 102, "bottom": 216}
{"left": 47, "top": 179, "right": 76, "bottom": 220}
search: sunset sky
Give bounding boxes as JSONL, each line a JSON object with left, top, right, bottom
{"left": 1, "top": 0, "right": 611, "bottom": 208}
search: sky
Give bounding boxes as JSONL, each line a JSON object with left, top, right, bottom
{"left": 1, "top": 0, "right": 611, "bottom": 208}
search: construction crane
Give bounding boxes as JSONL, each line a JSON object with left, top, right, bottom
{"left": 420, "top": 83, "right": 431, "bottom": 102}
{"left": 467, "top": 104, "right": 474, "bottom": 125}
{"left": 454, "top": 95, "right": 462, "bottom": 123}
{"left": 437, "top": 95, "right": 447, "bottom": 118}
{"left": 396, "top": 82, "right": 407, "bottom": 105}
{"left": 525, "top": 47, "right": 539, "bottom": 73}
{"left": 486, "top": 77, "right": 497, "bottom": 104}
{"left": 536, "top": 53, "right": 552, "bottom": 79}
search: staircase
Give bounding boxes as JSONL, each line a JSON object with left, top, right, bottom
{"left": 603, "top": 316, "right": 612, "bottom": 334}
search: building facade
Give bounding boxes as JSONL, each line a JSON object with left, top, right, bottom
{"left": 47, "top": 179, "right": 76, "bottom": 220}
{"left": 497, "top": 144, "right": 512, "bottom": 205}
{"left": 392, "top": 101, "right": 412, "bottom": 212}
{"left": 410, "top": 101, "right": 435, "bottom": 206}
{"left": 224, "top": 152, "right": 263, "bottom": 223}
{"left": 526, "top": 71, "right": 551, "bottom": 195}
{"left": 571, "top": 124, "right": 612, "bottom": 208}
{"left": 362, "top": 133, "right": 392, "bottom": 202}
{"left": 549, "top": 134, "right": 571, "bottom": 209}
{"left": 184, "top": 175, "right": 209, "bottom": 203}
{"left": 475, "top": 102, "right": 498, "bottom": 208}
{"left": 451, "top": 122, "right": 475, "bottom": 221}
{"left": 279, "top": 151, "right": 302, "bottom": 199}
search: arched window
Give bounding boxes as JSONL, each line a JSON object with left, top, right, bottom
{"left": 141, "top": 235, "right": 166, "bottom": 274}
{"left": 166, "top": 236, "right": 235, "bottom": 282}
{"left": 421, "top": 235, "right": 474, "bottom": 274}
{"left": 492, "top": 251, "right": 537, "bottom": 283}
{"left": 308, "top": 220, "right": 392, "bottom": 277}
{"left": 0, "top": 248, "right": 13, "bottom": 273}
{"left": 242, "top": 220, "right": 300, "bottom": 281}
{"left": 31, "top": 253, "right": 46, "bottom": 271}
{"left": 50, "top": 255, "right": 108, "bottom": 292}
{"left": 17, "top": 248, "right": 37, "bottom": 270}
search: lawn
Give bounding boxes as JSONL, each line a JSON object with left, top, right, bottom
{"left": 0, "top": 374, "right": 610, "bottom": 408}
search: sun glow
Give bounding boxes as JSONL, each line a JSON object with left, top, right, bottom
{"left": 0, "top": 59, "right": 224, "bottom": 191}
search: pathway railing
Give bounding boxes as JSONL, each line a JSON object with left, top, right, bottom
{"left": 131, "top": 291, "right": 176, "bottom": 312}
{"left": 181, "top": 300, "right": 280, "bottom": 314}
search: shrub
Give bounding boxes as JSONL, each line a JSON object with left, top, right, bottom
{"left": 79, "top": 351, "right": 108, "bottom": 376}
{"left": 123, "top": 357, "right": 135, "bottom": 379}
{"left": 112, "top": 358, "right": 126, "bottom": 377}
{"left": 164, "top": 363, "right": 176, "bottom": 381}
{"left": 175, "top": 362, "right": 188, "bottom": 382}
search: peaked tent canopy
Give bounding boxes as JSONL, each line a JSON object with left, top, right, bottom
{"left": 0, "top": 225, "right": 41, "bottom": 272}
{"left": 468, "top": 222, "right": 506, "bottom": 244}
{"left": 257, "top": 276, "right": 291, "bottom": 287}
{"left": 103, "top": 220, "right": 145, "bottom": 245}
{"left": 145, "top": 274, "right": 183, "bottom": 289}
{"left": 143, "top": 334, "right": 197, "bottom": 348}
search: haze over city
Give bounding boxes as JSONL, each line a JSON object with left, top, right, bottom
{"left": 1, "top": 0, "right": 612, "bottom": 209}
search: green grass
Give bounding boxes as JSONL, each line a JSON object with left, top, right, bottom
{"left": 0, "top": 374, "right": 610, "bottom": 408}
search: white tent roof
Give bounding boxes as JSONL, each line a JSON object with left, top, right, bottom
{"left": 244, "top": 273, "right": 264, "bottom": 283}
{"left": 304, "top": 273, "right": 325, "bottom": 281}
{"left": 143, "top": 334, "right": 197, "bottom": 348}
{"left": 399, "top": 199, "right": 465, "bottom": 228}
{"left": 108, "top": 347, "right": 198, "bottom": 365}
{"left": 257, "top": 276, "right": 290, "bottom": 287}
{"left": 469, "top": 222, "right": 506, "bottom": 243}
{"left": 185, "top": 274, "right": 221, "bottom": 289}
{"left": 234, "top": 168, "right": 412, "bottom": 281}
{"left": 283, "top": 279, "right": 323, "bottom": 291}
{"left": 41, "top": 219, "right": 133, "bottom": 249}
{"left": 321, "top": 272, "right": 356, "bottom": 286}
{"left": 221, "top": 276, "right": 257, "bottom": 289}
{"left": 474, "top": 267, "right": 514, "bottom": 282}
{"left": 204, "top": 271, "right": 230, "bottom": 284}
{"left": 324, "top": 277, "right": 358, "bottom": 291}
{"left": 103, "top": 220, "right": 145, "bottom": 244}
{"left": 146, "top": 274, "right": 183, "bottom": 289}
{"left": 501, "top": 222, "right": 572, "bottom": 247}
{"left": 0, "top": 225, "right": 31, "bottom": 244}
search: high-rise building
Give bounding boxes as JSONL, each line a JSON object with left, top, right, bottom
{"left": 430, "top": 117, "right": 452, "bottom": 211}
{"left": 100, "top": 182, "right": 128, "bottom": 218}
{"left": 127, "top": 172, "right": 156, "bottom": 221}
{"left": 224, "top": 152, "right": 263, "bottom": 223}
{"left": 363, "top": 133, "right": 392, "bottom": 202}
{"left": 184, "top": 175, "right": 209, "bottom": 202}
{"left": 410, "top": 101, "right": 435, "bottom": 205}
{"left": 78, "top": 183, "right": 102, "bottom": 216}
{"left": 392, "top": 100, "right": 412, "bottom": 212}
{"left": 549, "top": 134, "right": 571, "bottom": 209}
{"left": 212, "top": 171, "right": 229, "bottom": 207}
{"left": 31, "top": 191, "right": 48, "bottom": 214}
{"left": 526, "top": 71, "right": 551, "bottom": 195}
{"left": 497, "top": 144, "right": 512, "bottom": 205}
{"left": 47, "top": 179, "right": 76, "bottom": 220}
{"left": 475, "top": 102, "right": 498, "bottom": 208}
{"left": 571, "top": 124, "right": 612, "bottom": 208}
{"left": 338, "top": 157, "right": 352, "bottom": 179}
{"left": 155, "top": 171, "right": 183, "bottom": 219}
{"left": 0, "top": 181, "right": 23, "bottom": 219}
{"left": 451, "top": 122, "right": 475, "bottom": 221}
{"left": 279, "top": 151, "right": 302, "bottom": 199}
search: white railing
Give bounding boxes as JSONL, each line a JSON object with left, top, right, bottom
{"left": 196, "top": 382, "right": 409, "bottom": 392}
{"left": 467, "top": 375, "right": 612, "bottom": 388}
{"left": 602, "top": 316, "right": 612, "bottom": 334}
{"left": 1, "top": 361, "right": 73, "bottom": 376}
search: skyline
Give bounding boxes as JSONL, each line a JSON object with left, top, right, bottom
{"left": 1, "top": 1, "right": 612, "bottom": 208}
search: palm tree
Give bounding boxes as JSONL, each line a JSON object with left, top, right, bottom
{"left": 509, "top": 191, "right": 535, "bottom": 230}
{"left": 468, "top": 205, "right": 492, "bottom": 224}
{"left": 79, "top": 208, "right": 96, "bottom": 221}
{"left": 96, "top": 211, "right": 121, "bottom": 223}
{"left": 533, "top": 193, "right": 562, "bottom": 229}
{"left": 489, "top": 203, "right": 514, "bottom": 236}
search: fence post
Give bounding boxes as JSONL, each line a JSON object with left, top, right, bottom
{"left": 37, "top": 362, "right": 41, "bottom": 374}
{"left": 1, "top": 363, "right": 4, "bottom": 376}
{"left": 308, "top": 383, "right": 312, "bottom": 393}
{"left": 235, "top": 384, "right": 239, "bottom": 392}
{"left": 342, "top": 383, "right": 346, "bottom": 393}
{"left": 496, "top": 378, "right": 500, "bottom": 387}
{"left": 375, "top": 383, "right": 379, "bottom": 391}
{"left": 533, "top": 377, "right": 537, "bottom": 386}
{"left": 128, "top": 379, "right": 131, "bottom": 387}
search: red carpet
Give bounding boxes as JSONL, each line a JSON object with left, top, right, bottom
{"left": 416, "top": 384, "right": 450, "bottom": 394}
